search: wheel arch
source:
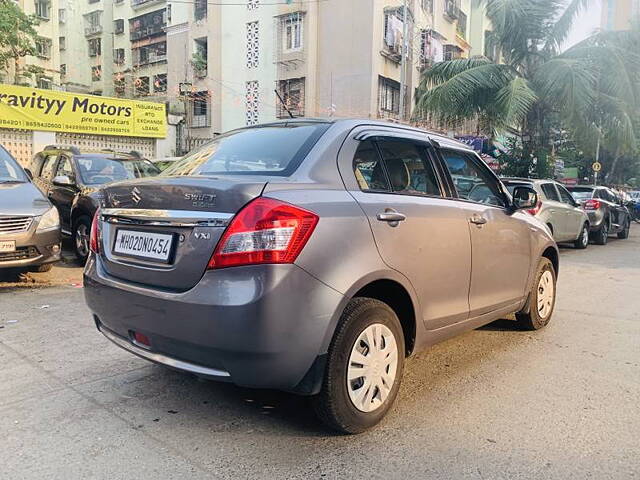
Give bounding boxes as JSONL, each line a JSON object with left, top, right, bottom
{"left": 351, "top": 278, "right": 418, "bottom": 357}
{"left": 542, "top": 245, "right": 559, "bottom": 276}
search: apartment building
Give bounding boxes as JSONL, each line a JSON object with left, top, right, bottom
{"left": 6, "top": 0, "right": 62, "bottom": 89}
{"left": 601, "top": 0, "right": 639, "bottom": 30}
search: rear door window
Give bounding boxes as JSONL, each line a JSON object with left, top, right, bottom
{"left": 440, "top": 149, "right": 506, "bottom": 207}
{"left": 376, "top": 140, "right": 441, "bottom": 196}
{"left": 162, "top": 123, "right": 330, "bottom": 177}
{"left": 40, "top": 155, "right": 58, "bottom": 180}
{"left": 541, "top": 183, "right": 560, "bottom": 202}
{"left": 353, "top": 140, "right": 390, "bottom": 192}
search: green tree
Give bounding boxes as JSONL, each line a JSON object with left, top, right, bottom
{"left": 414, "top": 0, "right": 640, "bottom": 179}
{"left": 0, "top": 0, "right": 40, "bottom": 84}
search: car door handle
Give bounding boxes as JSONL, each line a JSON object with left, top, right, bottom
{"left": 469, "top": 215, "right": 487, "bottom": 225}
{"left": 377, "top": 210, "right": 406, "bottom": 226}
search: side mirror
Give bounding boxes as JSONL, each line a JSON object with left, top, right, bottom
{"left": 23, "top": 168, "right": 33, "bottom": 180}
{"left": 52, "top": 175, "right": 74, "bottom": 187}
{"left": 512, "top": 185, "right": 538, "bottom": 210}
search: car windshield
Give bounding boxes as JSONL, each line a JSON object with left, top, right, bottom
{"left": 161, "top": 123, "right": 330, "bottom": 177}
{"left": 0, "top": 147, "right": 28, "bottom": 183}
{"left": 568, "top": 188, "right": 593, "bottom": 200}
{"left": 76, "top": 157, "right": 160, "bottom": 185}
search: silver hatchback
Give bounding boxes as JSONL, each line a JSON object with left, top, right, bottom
{"left": 84, "top": 120, "right": 558, "bottom": 433}
{"left": 502, "top": 178, "right": 590, "bottom": 249}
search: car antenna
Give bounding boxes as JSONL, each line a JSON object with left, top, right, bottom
{"left": 274, "top": 89, "right": 294, "bottom": 119}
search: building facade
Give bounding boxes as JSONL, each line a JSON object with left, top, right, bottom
{"left": 601, "top": 0, "right": 639, "bottom": 30}
{"left": 4, "top": 0, "right": 62, "bottom": 89}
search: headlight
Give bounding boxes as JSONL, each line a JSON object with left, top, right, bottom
{"left": 36, "top": 207, "right": 60, "bottom": 232}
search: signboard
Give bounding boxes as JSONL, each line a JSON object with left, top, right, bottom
{"left": 592, "top": 162, "right": 602, "bottom": 172}
{"left": 0, "top": 84, "right": 166, "bottom": 138}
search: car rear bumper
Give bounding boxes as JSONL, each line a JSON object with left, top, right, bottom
{"left": 83, "top": 255, "right": 344, "bottom": 392}
{"left": 0, "top": 228, "right": 61, "bottom": 269}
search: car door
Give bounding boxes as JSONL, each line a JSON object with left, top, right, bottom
{"left": 346, "top": 135, "right": 472, "bottom": 330}
{"left": 48, "top": 155, "right": 78, "bottom": 231}
{"left": 438, "top": 148, "right": 531, "bottom": 317}
{"left": 33, "top": 154, "right": 58, "bottom": 195}
{"left": 608, "top": 189, "right": 628, "bottom": 230}
{"left": 556, "top": 183, "right": 584, "bottom": 240}
{"left": 539, "top": 182, "right": 569, "bottom": 241}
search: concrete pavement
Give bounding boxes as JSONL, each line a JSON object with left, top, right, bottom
{"left": 1, "top": 231, "right": 638, "bottom": 479}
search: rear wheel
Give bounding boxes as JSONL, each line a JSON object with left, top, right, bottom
{"left": 573, "top": 223, "right": 589, "bottom": 249}
{"left": 592, "top": 217, "right": 609, "bottom": 245}
{"left": 74, "top": 215, "right": 92, "bottom": 263}
{"left": 617, "top": 218, "right": 630, "bottom": 239}
{"left": 516, "top": 258, "right": 556, "bottom": 330}
{"left": 312, "top": 298, "right": 405, "bottom": 434}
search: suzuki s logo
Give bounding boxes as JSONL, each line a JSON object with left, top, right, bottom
{"left": 131, "top": 187, "right": 142, "bottom": 204}
{"left": 194, "top": 232, "right": 211, "bottom": 240}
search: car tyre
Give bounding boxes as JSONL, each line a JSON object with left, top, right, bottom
{"left": 516, "top": 258, "right": 556, "bottom": 330}
{"left": 617, "top": 218, "right": 630, "bottom": 239}
{"left": 74, "top": 215, "right": 92, "bottom": 263}
{"left": 573, "top": 223, "right": 589, "bottom": 249}
{"left": 312, "top": 297, "right": 405, "bottom": 434}
{"left": 592, "top": 217, "right": 609, "bottom": 245}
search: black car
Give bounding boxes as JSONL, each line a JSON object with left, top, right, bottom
{"left": 567, "top": 185, "right": 631, "bottom": 244}
{"left": 0, "top": 145, "right": 61, "bottom": 272}
{"left": 30, "top": 145, "right": 160, "bottom": 261}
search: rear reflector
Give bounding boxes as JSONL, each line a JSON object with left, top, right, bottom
{"left": 208, "top": 197, "right": 319, "bottom": 269}
{"left": 132, "top": 331, "right": 151, "bottom": 347}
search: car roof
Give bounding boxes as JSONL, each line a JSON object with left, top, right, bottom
{"left": 38, "top": 145, "right": 145, "bottom": 160}
{"left": 252, "top": 117, "right": 475, "bottom": 152}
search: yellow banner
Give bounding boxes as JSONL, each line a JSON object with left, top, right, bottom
{"left": 0, "top": 84, "right": 166, "bottom": 138}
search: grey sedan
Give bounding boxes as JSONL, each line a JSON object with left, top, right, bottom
{"left": 84, "top": 119, "right": 558, "bottom": 433}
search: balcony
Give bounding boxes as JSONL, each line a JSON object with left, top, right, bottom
{"left": 85, "top": 24, "right": 103, "bottom": 37}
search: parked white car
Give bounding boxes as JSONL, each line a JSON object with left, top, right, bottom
{"left": 501, "top": 178, "right": 590, "bottom": 249}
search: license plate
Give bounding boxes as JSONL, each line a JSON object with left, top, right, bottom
{"left": 113, "top": 230, "right": 173, "bottom": 262}
{"left": 0, "top": 240, "right": 16, "bottom": 253}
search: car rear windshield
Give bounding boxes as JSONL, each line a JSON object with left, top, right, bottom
{"left": 567, "top": 187, "right": 593, "bottom": 200}
{"left": 161, "top": 122, "right": 331, "bottom": 177}
{"left": 77, "top": 156, "right": 160, "bottom": 185}
{"left": 0, "top": 147, "right": 28, "bottom": 183}
{"left": 503, "top": 182, "right": 531, "bottom": 195}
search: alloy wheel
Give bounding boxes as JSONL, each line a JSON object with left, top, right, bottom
{"left": 581, "top": 225, "right": 589, "bottom": 247}
{"left": 347, "top": 323, "right": 398, "bottom": 413}
{"left": 537, "top": 270, "right": 555, "bottom": 319}
{"left": 75, "top": 224, "right": 89, "bottom": 258}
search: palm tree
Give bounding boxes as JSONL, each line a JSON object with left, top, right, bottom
{"left": 414, "top": 0, "right": 640, "bottom": 171}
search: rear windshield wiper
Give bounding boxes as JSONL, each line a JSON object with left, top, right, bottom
{"left": 0, "top": 179, "right": 26, "bottom": 184}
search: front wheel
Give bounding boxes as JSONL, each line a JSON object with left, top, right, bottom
{"left": 516, "top": 258, "right": 557, "bottom": 330}
{"left": 73, "top": 215, "right": 92, "bottom": 263}
{"left": 574, "top": 223, "right": 589, "bottom": 249}
{"left": 312, "top": 298, "right": 405, "bottom": 434}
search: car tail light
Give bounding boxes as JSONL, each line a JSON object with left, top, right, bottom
{"left": 584, "top": 199, "right": 601, "bottom": 210}
{"left": 527, "top": 200, "right": 542, "bottom": 216}
{"left": 89, "top": 209, "right": 101, "bottom": 253}
{"left": 208, "top": 197, "right": 319, "bottom": 269}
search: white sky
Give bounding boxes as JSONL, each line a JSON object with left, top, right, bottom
{"left": 564, "top": 0, "right": 603, "bottom": 49}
